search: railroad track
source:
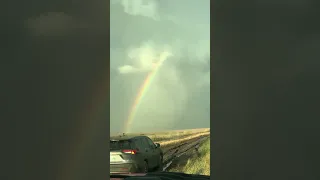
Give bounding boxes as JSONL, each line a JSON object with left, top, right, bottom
{"left": 161, "top": 135, "right": 209, "bottom": 170}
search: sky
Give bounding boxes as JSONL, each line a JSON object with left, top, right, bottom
{"left": 110, "top": 0, "right": 210, "bottom": 134}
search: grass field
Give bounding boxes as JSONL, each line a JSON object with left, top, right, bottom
{"left": 147, "top": 128, "right": 210, "bottom": 142}
{"left": 169, "top": 138, "right": 210, "bottom": 175}
{"left": 157, "top": 131, "right": 209, "bottom": 147}
{"left": 111, "top": 128, "right": 210, "bottom": 154}
{"left": 111, "top": 128, "right": 209, "bottom": 143}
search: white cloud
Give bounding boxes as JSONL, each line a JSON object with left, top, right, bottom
{"left": 117, "top": 41, "right": 173, "bottom": 74}
{"left": 118, "top": 65, "right": 140, "bottom": 74}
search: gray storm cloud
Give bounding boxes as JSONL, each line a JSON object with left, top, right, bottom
{"left": 110, "top": 0, "right": 210, "bottom": 134}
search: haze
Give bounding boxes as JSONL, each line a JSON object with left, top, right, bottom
{"left": 110, "top": 0, "right": 210, "bottom": 134}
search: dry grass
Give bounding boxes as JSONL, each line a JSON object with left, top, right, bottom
{"left": 149, "top": 131, "right": 200, "bottom": 142}
{"left": 169, "top": 138, "right": 210, "bottom": 175}
{"left": 157, "top": 131, "right": 210, "bottom": 147}
{"left": 110, "top": 128, "right": 210, "bottom": 142}
{"left": 110, "top": 128, "right": 210, "bottom": 156}
{"left": 151, "top": 128, "right": 209, "bottom": 142}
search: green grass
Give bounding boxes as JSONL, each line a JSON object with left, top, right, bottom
{"left": 169, "top": 138, "right": 210, "bottom": 175}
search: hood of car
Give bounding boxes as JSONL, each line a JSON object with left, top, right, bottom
{"left": 110, "top": 173, "right": 146, "bottom": 180}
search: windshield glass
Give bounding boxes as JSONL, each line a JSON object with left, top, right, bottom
{"left": 110, "top": 0, "right": 210, "bottom": 176}
{"left": 110, "top": 140, "right": 131, "bottom": 150}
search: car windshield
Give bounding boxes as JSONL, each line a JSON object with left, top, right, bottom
{"left": 110, "top": 0, "right": 210, "bottom": 176}
{"left": 110, "top": 140, "right": 131, "bottom": 150}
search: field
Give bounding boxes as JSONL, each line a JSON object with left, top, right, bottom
{"left": 167, "top": 137, "right": 210, "bottom": 175}
{"left": 110, "top": 128, "right": 210, "bottom": 175}
{"left": 111, "top": 128, "right": 209, "bottom": 146}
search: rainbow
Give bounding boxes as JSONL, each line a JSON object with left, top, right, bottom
{"left": 123, "top": 53, "right": 171, "bottom": 133}
{"left": 57, "top": 73, "right": 109, "bottom": 180}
